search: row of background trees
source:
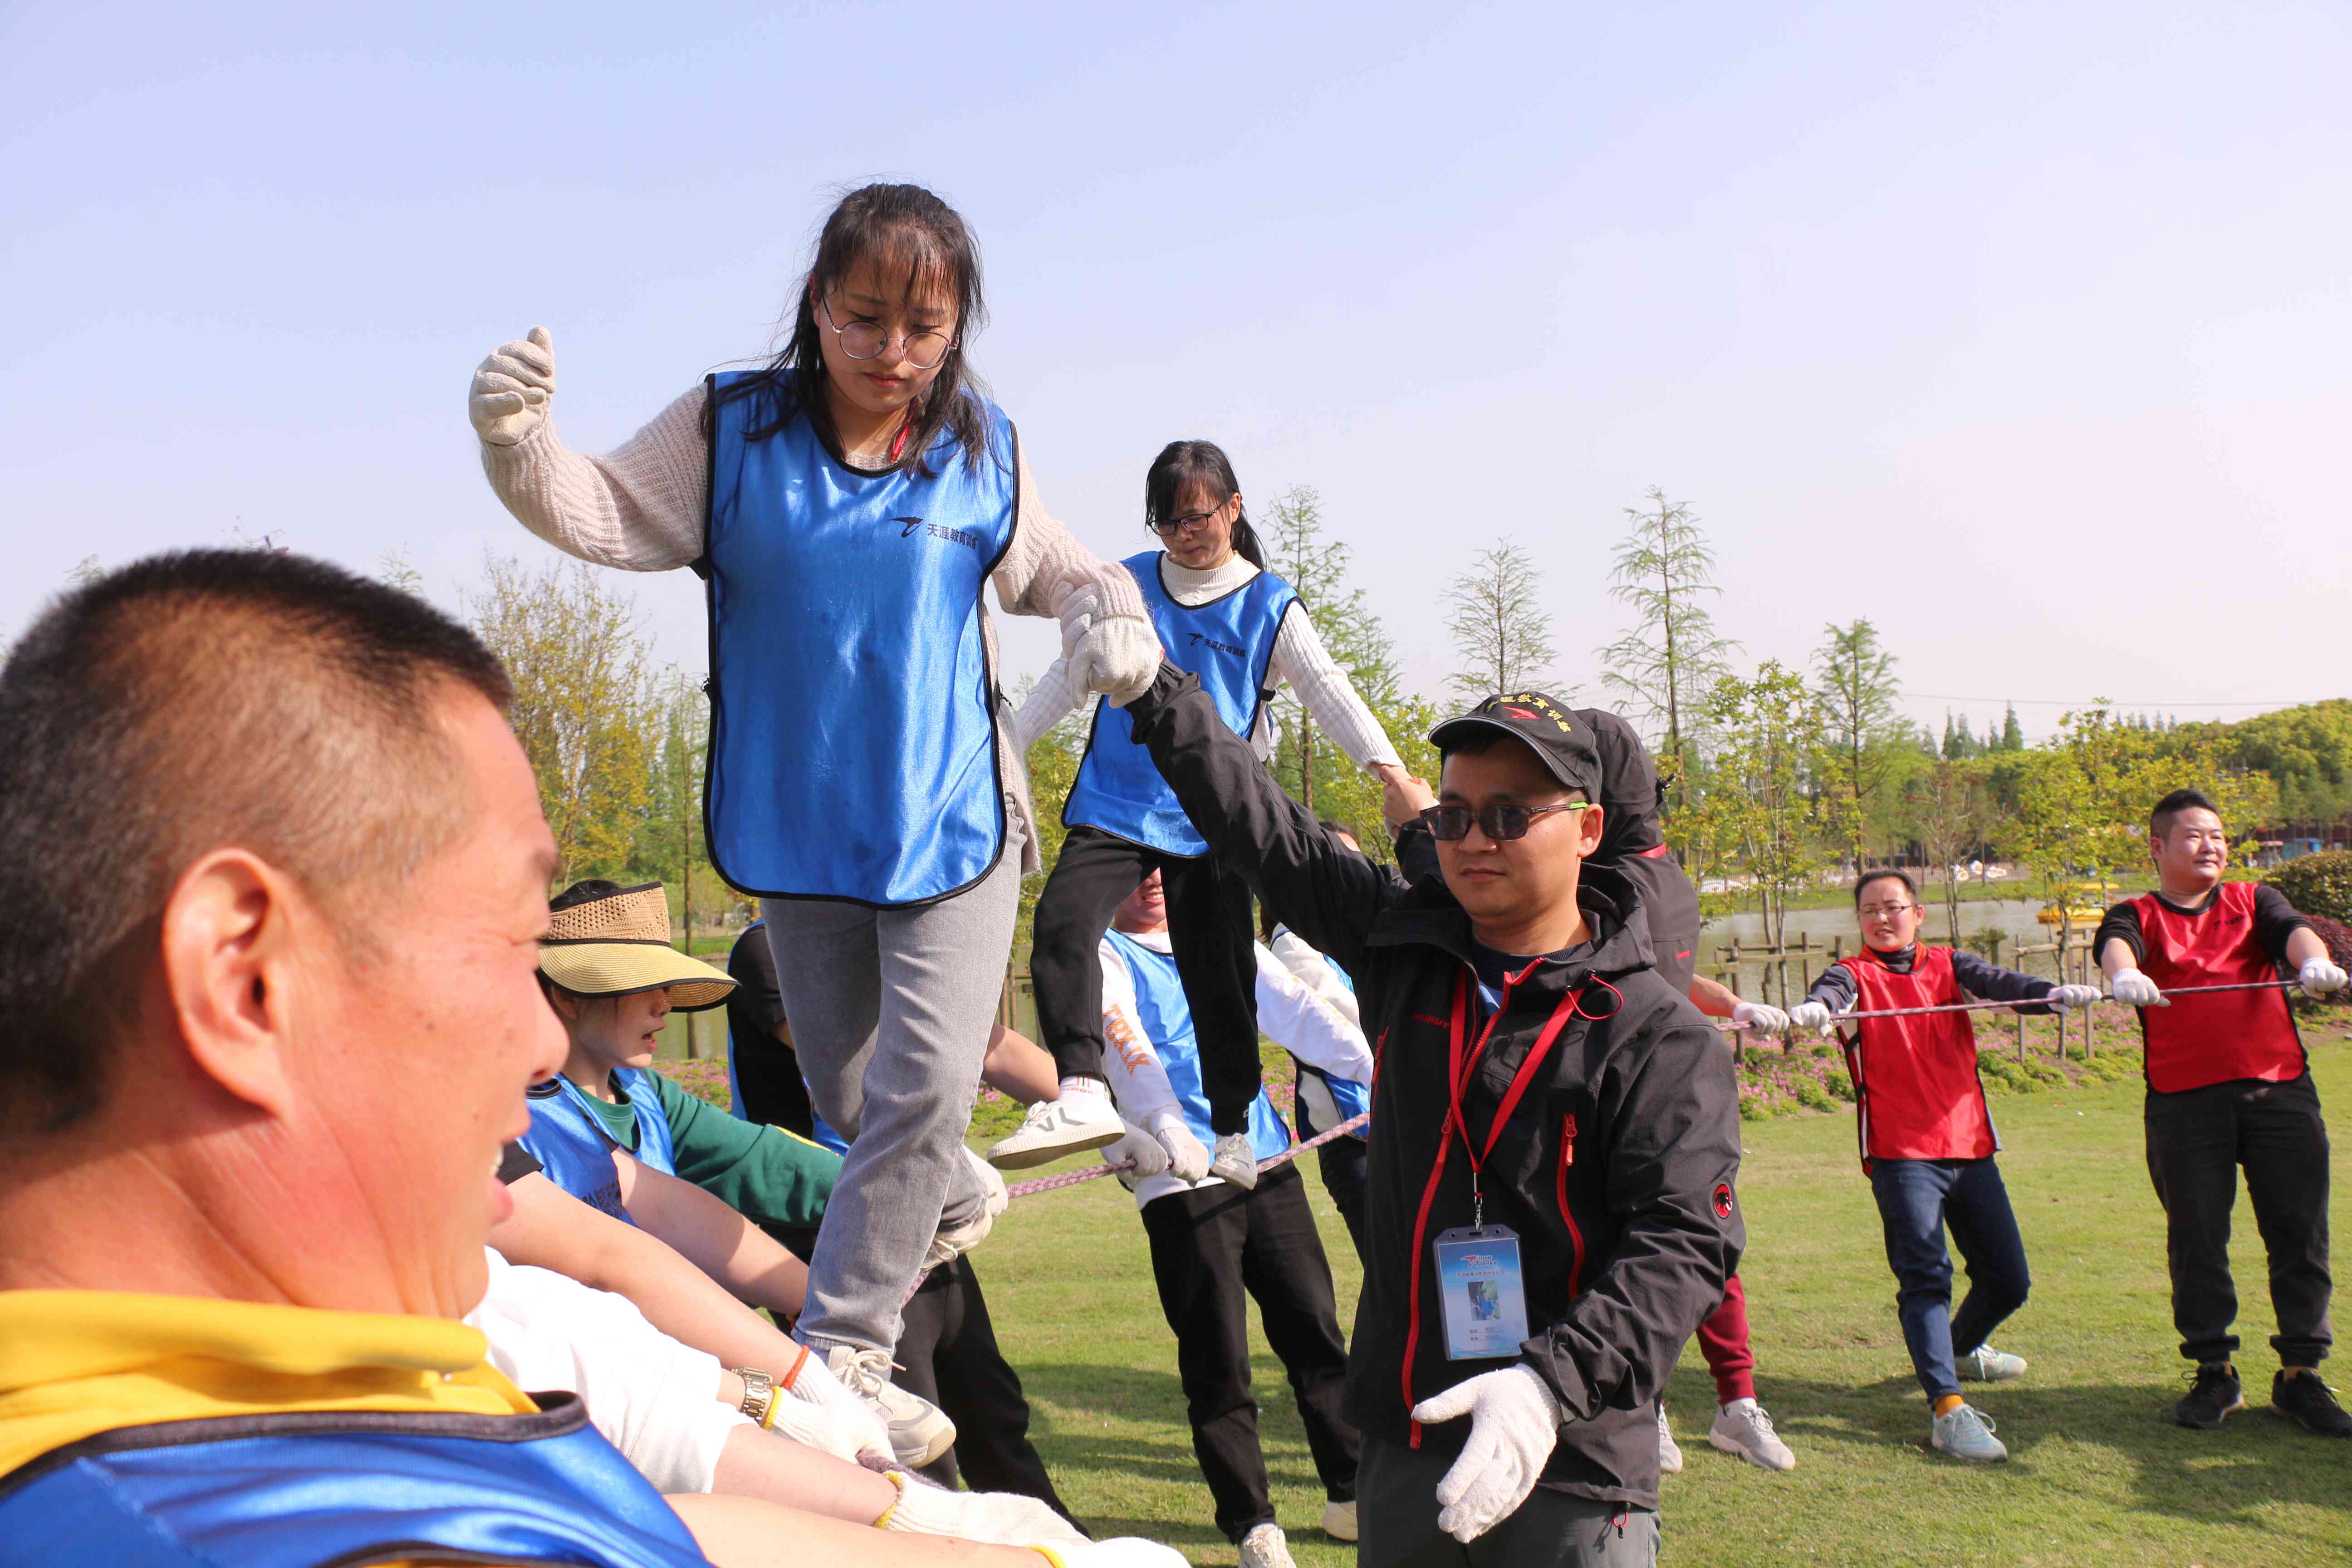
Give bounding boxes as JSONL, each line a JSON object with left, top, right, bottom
{"left": 357, "top": 496, "right": 2352, "bottom": 972}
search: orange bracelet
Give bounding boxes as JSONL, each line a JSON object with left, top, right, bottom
{"left": 779, "top": 1341, "right": 810, "bottom": 1392}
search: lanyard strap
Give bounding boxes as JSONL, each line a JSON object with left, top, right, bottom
{"left": 1447, "top": 970, "right": 1585, "bottom": 1224}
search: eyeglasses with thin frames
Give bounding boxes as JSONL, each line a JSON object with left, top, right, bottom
{"left": 818, "top": 296, "right": 955, "bottom": 371}
{"left": 1857, "top": 902, "right": 1916, "bottom": 919}
{"left": 1152, "top": 495, "right": 1235, "bottom": 538}
{"left": 1420, "top": 802, "right": 1591, "bottom": 843}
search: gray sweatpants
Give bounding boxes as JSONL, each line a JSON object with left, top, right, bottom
{"left": 760, "top": 815, "right": 1022, "bottom": 1359}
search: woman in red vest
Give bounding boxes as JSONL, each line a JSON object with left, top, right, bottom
{"left": 1789, "top": 870, "right": 2097, "bottom": 1464}
{"left": 2096, "top": 787, "right": 2350, "bottom": 1437}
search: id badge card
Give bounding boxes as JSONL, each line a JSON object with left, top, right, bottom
{"left": 1433, "top": 1225, "right": 1529, "bottom": 1360}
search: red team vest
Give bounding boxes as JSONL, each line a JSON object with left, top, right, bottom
{"left": 1840, "top": 946, "right": 1996, "bottom": 1171}
{"left": 2125, "top": 883, "right": 2303, "bottom": 1094}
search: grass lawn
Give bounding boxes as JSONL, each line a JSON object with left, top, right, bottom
{"left": 969, "top": 1026, "right": 2352, "bottom": 1567}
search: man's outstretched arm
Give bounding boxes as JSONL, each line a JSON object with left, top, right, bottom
{"left": 1122, "top": 664, "right": 1401, "bottom": 977}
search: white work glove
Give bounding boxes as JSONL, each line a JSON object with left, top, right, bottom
{"left": 2299, "top": 956, "right": 2350, "bottom": 997}
{"left": 1103, "top": 1122, "right": 1171, "bottom": 1192}
{"left": 469, "top": 326, "right": 555, "bottom": 446}
{"left": 877, "top": 1471, "right": 1086, "bottom": 1546}
{"left": 2110, "top": 968, "right": 2168, "bottom": 1008}
{"left": 2043, "top": 983, "right": 2102, "bottom": 1013}
{"left": 1073, "top": 614, "right": 1163, "bottom": 706}
{"left": 1787, "top": 1000, "right": 1837, "bottom": 1037}
{"left": 1142, "top": 1106, "right": 1211, "bottom": 1183}
{"left": 1408, "top": 1363, "right": 1563, "bottom": 1543}
{"left": 1731, "top": 1000, "right": 1790, "bottom": 1035}
{"left": 1033, "top": 1540, "right": 1190, "bottom": 1567}
{"left": 774, "top": 1347, "right": 895, "bottom": 1468}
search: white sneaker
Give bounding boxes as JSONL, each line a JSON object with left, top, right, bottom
{"left": 1657, "top": 1402, "right": 1684, "bottom": 1473}
{"left": 1319, "top": 1499, "right": 1357, "bottom": 1542}
{"left": 986, "top": 1084, "right": 1126, "bottom": 1168}
{"left": 825, "top": 1344, "right": 957, "bottom": 1468}
{"left": 1957, "top": 1344, "right": 2028, "bottom": 1382}
{"left": 1708, "top": 1396, "right": 1795, "bottom": 1471}
{"left": 1209, "top": 1132, "right": 1260, "bottom": 1190}
{"left": 924, "top": 1148, "right": 1008, "bottom": 1270}
{"left": 1930, "top": 1402, "right": 2008, "bottom": 1464}
{"left": 1237, "top": 1522, "right": 1297, "bottom": 1568}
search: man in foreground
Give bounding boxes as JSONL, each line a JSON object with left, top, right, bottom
{"left": 1126, "top": 678, "right": 1743, "bottom": 1565}
{"left": 2097, "top": 788, "right": 2350, "bottom": 1436}
{"left": 0, "top": 550, "right": 1176, "bottom": 1568}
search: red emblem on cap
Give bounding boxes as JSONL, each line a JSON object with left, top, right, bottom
{"left": 1503, "top": 706, "right": 1540, "bottom": 720}
{"left": 1713, "top": 1182, "right": 1735, "bottom": 1220}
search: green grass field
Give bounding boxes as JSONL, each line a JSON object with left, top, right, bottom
{"left": 968, "top": 1029, "right": 2352, "bottom": 1567}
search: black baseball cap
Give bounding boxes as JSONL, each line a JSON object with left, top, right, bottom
{"left": 1428, "top": 691, "right": 1605, "bottom": 800}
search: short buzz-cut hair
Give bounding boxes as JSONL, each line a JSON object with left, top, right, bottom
{"left": 2149, "top": 787, "right": 2221, "bottom": 841}
{"left": 0, "top": 549, "right": 514, "bottom": 1135}
{"left": 1853, "top": 868, "right": 1919, "bottom": 907}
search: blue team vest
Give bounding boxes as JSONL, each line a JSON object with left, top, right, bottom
{"left": 1289, "top": 949, "right": 1369, "bottom": 1142}
{"left": 703, "top": 371, "right": 1019, "bottom": 906}
{"left": 1108, "top": 930, "right": 1289, "bottom": 1164}
{"left": 0, "top": 1395, "right": 706, "bottom": 1568}
{"left": 517, "top": 1071, "right": 677, "bottom": 1219}
{"left": 1063, "top": 551, "right": 1296, "bottom": 857}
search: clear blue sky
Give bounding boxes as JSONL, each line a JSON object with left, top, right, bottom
{"left": 7, "top": 0, "right": 2347, "bottom": 740}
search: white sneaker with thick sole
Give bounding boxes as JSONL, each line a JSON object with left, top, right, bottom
{"left": 1209, "top": 1132, "right": 1260, "bottom": 1190}
{"left": 1956, "top": 1344, "right": 2028, "bottom": 1382}
{"left": 1930, "top": 1402, "right": 2008, "bottom": 1464}
{"left": 1237, "top": 1523, "right": 1297, "bottom": 1568}
{"left": 826, "top": 1344, "right": 957, "bottom": 1468}
{"left": 924, "top": 1148, "right": 1008, "bottom": 1270}
{"left": 1320, "top": 1498, "right": 1357, "bottom": 1542}
{"left": 1657, "top": 1402, "right": 1685, "bottom": 1474}
{"left": 1708, "top": 1396, "right": 1795, "bottom": 1470}
{"left": 986, "top": 1085, "right": 1127, "bottom": 1168}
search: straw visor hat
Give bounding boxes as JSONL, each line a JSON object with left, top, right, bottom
{"left": 539, "top": 882, "right": 737, "bottom": 1012}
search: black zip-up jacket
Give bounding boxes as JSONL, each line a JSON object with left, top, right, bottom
{"left": 1126, "top": 666, "right": 1743, "bottom": 1509}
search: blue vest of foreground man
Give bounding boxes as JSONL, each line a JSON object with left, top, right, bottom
{"left": 0, "top": 1396, "right": 707, "bottom": 1568}
{"left": 1064, "top": 550, "right": 1295, "bottom": 857}
{"left": 702, "top": 370, "right": 1019, "bottom": 906}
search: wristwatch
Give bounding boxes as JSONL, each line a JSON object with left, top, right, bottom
{"left": 730, "top": 1366, "right": 776, "bottom": 1430}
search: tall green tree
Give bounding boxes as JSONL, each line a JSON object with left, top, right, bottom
{"left": 1445, "top": 538, "right": 1557, "bottom": 702}
{"left": 1698, "top": 662, "right": 1828, "bottom": 1006}
{"left": 1596, "top": 489, "right": 1735, "bottom": 814}
{"left": 1908, "top": 761, "right": 1990, "bottom": 944}
{"left": 469, "top": 555, "right": 658, "bottom": 887}
{"left": 1811, "top": 618, "right": 1902, "bottom": 864}
{"left": 1998, "top": 705, "right": 2025, "bottom": 751}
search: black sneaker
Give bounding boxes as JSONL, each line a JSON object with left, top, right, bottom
{"left": 2175, "top": 1362, "right": 2244, "bottom": 1428}
{"left": 2272, "top": 1370, "right": 2352, "bottom": 1437}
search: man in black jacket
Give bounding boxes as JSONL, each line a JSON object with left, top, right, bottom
{"left": 1125, "top": 676, "right": 1743, "bottom": 1566}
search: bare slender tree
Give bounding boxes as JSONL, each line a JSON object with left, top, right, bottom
{"left": 1596, "top": 489, "right": 1735, "bottom": 813}
{"left": 1445, "top": 538, "right": 1558, "bottom": 701}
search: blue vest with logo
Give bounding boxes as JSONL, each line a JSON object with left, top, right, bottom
{"left": 518, "top": 1070, "right": 677, "bottom": 1219}
{"left": 0, "top": 1395, "right": 707, "bottom": 1568}
{"left": 1064, "top": 552, "right": 1296, "bottom": 857}
{"left": 1289, "top": 950, "right": 1369, "bottom": 1142}
{"left": 1108, "top": 930, "right": 1289, "bottom": 1163}
{"left": 702, "top": 371, "right": 1019, "bottom": 906}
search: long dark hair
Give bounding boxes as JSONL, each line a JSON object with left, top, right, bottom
{"left": 728, "top": 183, "right": 994, "bottom": 478}
{"left": 1143, "top": 439, "right": 1266, "bottom": 569}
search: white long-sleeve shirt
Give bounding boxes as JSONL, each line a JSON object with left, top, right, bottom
{"left": 478, "top": 386, "right": 1156, "bottom": 873}
{"left": 1098, "top": 926, "right": 1374, "bottom": 1208}
{"left": 1009, "top": 552, "right": 1402, "bottom": 772}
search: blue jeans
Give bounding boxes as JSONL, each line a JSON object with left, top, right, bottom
{"left": 1869, "top": 1157, "right": 2032, "bottom": 1400}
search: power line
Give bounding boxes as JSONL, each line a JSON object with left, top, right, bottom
{"left": 1906, "top": 693, "right": 2333, "bottom": 710}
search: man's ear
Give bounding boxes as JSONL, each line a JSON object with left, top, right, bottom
{"left": 159, "top": 849, "right": 300, "bottom": 1117}
{"left": 1575, "top": 802, "right": 1607, "bottom": 858}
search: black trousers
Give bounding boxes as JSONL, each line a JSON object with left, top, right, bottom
{"left": 1031, "top": 825, "right": 1262, "bottom": 1135}
{"left": 895, "top": 1256, "right": 1082, "bottom": 1529}
{"left": 2144, "top": 1072, "right": 2333, "bottom": 1367}
{"left": 1140, "top": 1163, "right": 1358, "bottom": 1542}
{"left": 1357, "top": 1438, "right": 1659, "bottom": 1568}
{"left": 1316, "top": 1136, "right": 1371, "bottom": 1263}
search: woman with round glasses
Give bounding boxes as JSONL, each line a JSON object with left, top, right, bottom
{"left": 989, "top": 439, "right": 1410, "bottom": 1189}
{"left": 465, "top": 182, "right": 1159, "bottom": 1464}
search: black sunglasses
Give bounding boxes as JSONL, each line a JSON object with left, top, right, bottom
{"left": 1419, "top": 802, "right": 1591, "bottom": 842}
